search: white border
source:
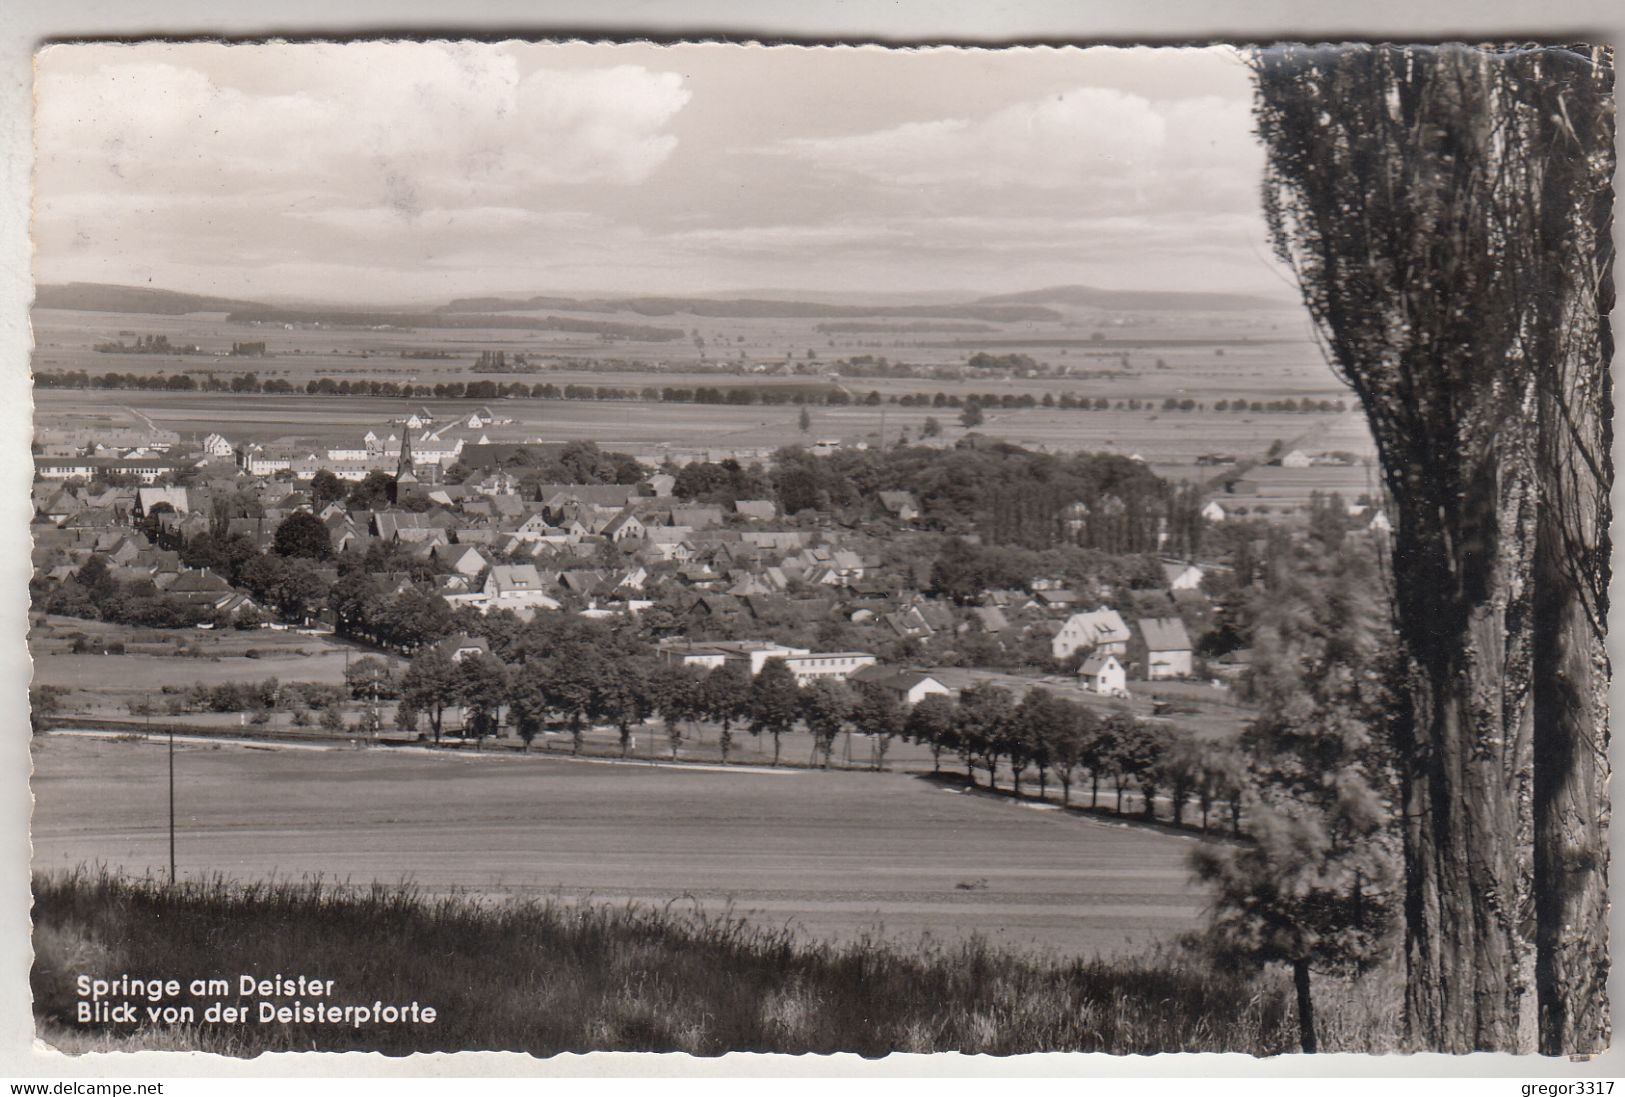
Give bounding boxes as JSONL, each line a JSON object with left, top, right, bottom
{"left": 3, "top": 0, "right": 1621, "bottom": 1084}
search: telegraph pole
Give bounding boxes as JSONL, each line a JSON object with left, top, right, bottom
{"left": 167, "top": 721, "right": 176, "bottom": 888}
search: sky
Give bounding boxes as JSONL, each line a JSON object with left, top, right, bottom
{"left": 32, "top": 41, "right": 1295, "bottom": 305}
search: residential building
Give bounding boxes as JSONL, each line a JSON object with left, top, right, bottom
{"left": 1136, "top": 617, "right": 1194, "bottom": 680}
{"left": 1078, "top": 653, "right": 1128, "bottom": 696}
{"left": 1051, "top": 607, "right": 1131, "bottom": 660}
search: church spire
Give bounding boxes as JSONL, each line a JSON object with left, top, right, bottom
{"left": 396, "top": 426, "right": 415, "bottom": 480}
{"left": 393, "top": 419, "right": 418, "bottom": 505}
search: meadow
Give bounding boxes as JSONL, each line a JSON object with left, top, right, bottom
{"left": 30, "top": 868, "right": 1403, "bottom": 1056}
{"left": 30, "top": 734, "right": 1208, "bottom": 958}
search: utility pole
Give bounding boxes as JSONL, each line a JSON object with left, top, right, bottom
{"left": 167, "top": 721, "right": 176, "bottom": 888}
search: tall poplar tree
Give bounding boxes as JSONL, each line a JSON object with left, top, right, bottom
{"left": 1250, "top": 43, "right": 1612, "bottom": 1053}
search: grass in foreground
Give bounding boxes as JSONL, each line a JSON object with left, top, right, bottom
{"left": 32, "top": 869, "right": 1397, "bottom": 1057}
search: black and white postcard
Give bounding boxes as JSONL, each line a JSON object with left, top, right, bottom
{"left": 9, "top": 27, "right": 1617, "bottom": 1076}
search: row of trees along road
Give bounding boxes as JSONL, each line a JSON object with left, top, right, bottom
{"left": 904, "top": 686, "right": 1245, "bottom": 830}
{"left": 1251, "top": 43, "right": 1611, "bottom": 1054}
{"left": 392, "top": 619, "right": 912, "bottom": 767}
{"left": 388, "top": 610, "right": 1253, "bottom": 826}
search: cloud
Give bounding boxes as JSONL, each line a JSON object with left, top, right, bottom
{"left": 31, "top": 43, "right": 1285, "bottom": 301}
{"left": 772, "top": 88, "right": 1165, "bottom": 187}
{"left": 768, "top": 86, "right": 1259, "bottom": 209}
{"left": 34, "top": 45, "right": 691, "bottom": 215}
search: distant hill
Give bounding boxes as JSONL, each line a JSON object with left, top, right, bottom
{"left": 438, "top": 295, "right": 1060, "bottom": 323}
{"left": 974, "top": 284, "right": 1298, "bottom": 311}
{"left": 35, "top": 282, "right": 265, "bottom": 315}
{"left": 36, "top": 280, "right": 1294, "bottom": 322}
{"left": 223, "top": 307, "right": 686, "bottom": 342}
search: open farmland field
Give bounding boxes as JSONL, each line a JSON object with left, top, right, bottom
{"left": 32, "top": 302, "right": 1376, "bottom": 466}
{"left": 30, "top": 735, "right": 1209, "bottom": 959}
{"left": 32, "top": 304, "right": 1330, "bottom": 383}
{"left": 33, "top": 304, "right": 1345, "bottom": 399}
{"left": 34, "top": 387, "right": 1375, "bottom": 468}
{"left": 28, "top": 617, "right": 397, "bottom": 721}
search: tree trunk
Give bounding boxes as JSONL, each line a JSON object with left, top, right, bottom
{"left": 1392, "top": 456, "right": 1538, "bottom": 1053}
{"left": 772, "top": 731, "right": 781, "bottom": 766}
{"left": 1532, "top": 373, "right": 1611, "bottom": 1056}
{"left": 1293, "top": 959, "right": 1318, "bottom": 1054}
{"left": 1246, "top": 43, "right": 1616, "bottom": 1055}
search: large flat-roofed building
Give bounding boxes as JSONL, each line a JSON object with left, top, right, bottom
{"left": 657, "top": 640, "right": 876, "bottom": 683}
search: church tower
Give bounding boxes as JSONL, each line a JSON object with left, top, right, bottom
{"left": 393, "top": 426, "right": 418, "bottom": 504}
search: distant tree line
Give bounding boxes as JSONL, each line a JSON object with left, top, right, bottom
{"left": 93, "top": 334, "right": 200, "bottom": 355}
{"left": 32, "top": 369, "right": 1347, "bottom": 418}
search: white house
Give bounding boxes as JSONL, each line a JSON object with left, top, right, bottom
{"left": 851, "top": 667, "right": 953, "bottom": 706}
{"left": 1051, "top": 607, "right": 1132, "bottom": 661}
{"left": 1279, "top": 449, "right": 1313, "bottom": 468}
{"left": 432, "top": 633, "right": 488, "bottom": 662}
{"left": 1161, "top": 562, "right": 1205, "bottom": 592}
{"left": 1078, "top": 653, "right": 1128, "bottom": 697}
{"left": 202, "top": 432, "right": 234, "bottom": 458}
{"left": 1201, "top": 499, "right": 1227, "bottom": 523}
{"left": 483, "top": 564, "right": 560, "bottom": 616}
{"left": 1137, "top": 617, "right": 1194, "bottom": 680}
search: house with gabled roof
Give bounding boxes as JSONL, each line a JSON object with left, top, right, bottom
{"left": 1135, "top": 617, "right": 1193, "bottom": 680}
{"left": 1032, "top": 589, "right": 1079, "bottom": 611}
{"left": 538, "top": 484, "right": 642, "bottom": 513}
{"left": 436, "top": 543, "right": 489, "bottom": 579}
{"left": 167, "top": 567, "right": 237, "bottom": 605}
{"left": 432, "top": 633, "right": 489, "bottom": 662}
{"left": 601, "top": 508, "right": 646, "bottom": 543}
{"left": 671, "top": 505, "right": 725, "bottom": 529}
{"left": 557, "top": 569, "right": 608, "bottom": 597}
{"left": 881, "top": 605, "right": 934, "bottom": 640}
{"left": 136, "top": 486, "right": 192, "bottom": 517}
{"left": 1052, "top": 607, "right": 1132, "bottom": 661}
{"left": 687, "top": 593, "right": 744, "bottom": 619}
{"left": 482, "top": 563, "right": 558, "bottom": 617}
{"left": 877, "top": 491, "right": 920, "bottom": 522}
{"left": 850, "top": 666, "right": 951, "bottom": 705}
{"left": 1161, "top": 561, "right": 1205, "bottom": 592}
{"left": 733, "top": 499, "right": 776, "bottom": 522}
{"left": 1078, "top": 652, "right": 1128, "bottom": 696}
{"left": 970, "top": 606, "right": 1010, "bottom": 634}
